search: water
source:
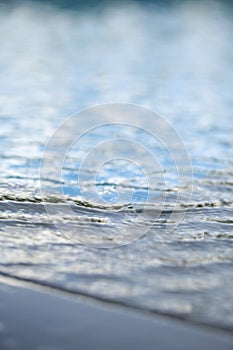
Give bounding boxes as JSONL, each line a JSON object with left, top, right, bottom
{"left": 0, "top": 0, "right": 233, "bottom": 331}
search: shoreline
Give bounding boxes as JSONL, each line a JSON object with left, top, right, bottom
{"left": 0, "top": 276, "right": 232, "bottom": 350}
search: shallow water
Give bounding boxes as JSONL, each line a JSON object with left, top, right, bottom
{"left": 0, "top": 0, "right": 233, "bottom": 330}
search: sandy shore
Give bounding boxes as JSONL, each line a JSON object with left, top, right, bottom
{"left": 0, "top": 276, "right": 232, "bottom": 350}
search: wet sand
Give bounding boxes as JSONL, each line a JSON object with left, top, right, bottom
{"left": 0, "top": 276, "right": 232, "bottom": 350}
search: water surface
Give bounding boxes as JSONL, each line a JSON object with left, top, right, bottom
{"left": 0, "top": 0, "right": 233, "bottom": 330}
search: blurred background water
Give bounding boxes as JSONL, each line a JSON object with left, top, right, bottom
{"left": 0, "top": 0, "right": 233, "bottom": 331}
